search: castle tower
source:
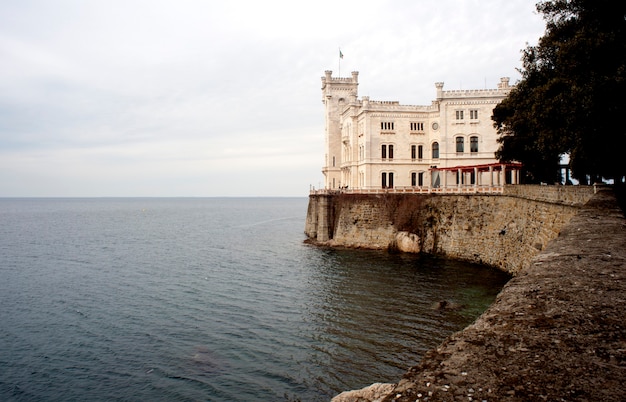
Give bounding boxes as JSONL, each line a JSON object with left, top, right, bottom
{"left": 320, "top": 70, "right": 359, "bottom": 189}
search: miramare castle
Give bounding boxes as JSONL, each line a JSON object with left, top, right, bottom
{"left": 320, "top": 70, "right": 520, "bottom": 192}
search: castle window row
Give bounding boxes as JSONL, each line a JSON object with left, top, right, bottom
{"left": 456, "top": 136, "right": 480, "bottom": 153}
{"left": 381, "top": 171, "right": 427, "bottom": 188}
{"left": 377, "top": 170, "right": 485, "bottom": 189}
{"left": 379, "top": 121, "right": 428, "bottom": 132}
{"left": 376, "top": 140, "right": 476, "bottom": 160}
{"left": 456, "top": 109, "right": 480, "bottom": 120}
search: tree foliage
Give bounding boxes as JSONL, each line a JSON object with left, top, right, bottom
{"left": 493, "top": 0, "right": 626, "bottom": 184}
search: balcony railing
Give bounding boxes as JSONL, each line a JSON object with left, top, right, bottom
{"left": 309, "top": 185, "right": 505, "bottom": 195}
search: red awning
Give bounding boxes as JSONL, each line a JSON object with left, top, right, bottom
{"left": 430, "top": 162, "right": 522, "bottom": 172}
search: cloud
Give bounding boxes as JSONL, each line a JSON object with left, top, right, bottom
{"left": 0, "top": 0, "right": 544, "bottom": 196}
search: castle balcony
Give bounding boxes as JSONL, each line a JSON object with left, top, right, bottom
{"left": 310, "top": 185, "right": 506, "bottom": 195}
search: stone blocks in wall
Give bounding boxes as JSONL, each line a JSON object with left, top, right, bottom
{"left": 305, "top": 186, "right": 593, "bottom": 275}
{"left": 503, "top": 184, "right": 595, "bottom": 206}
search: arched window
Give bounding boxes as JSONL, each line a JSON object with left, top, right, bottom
{"left": 470, "top": 136, "right": 479, "bottom": 153}
{"left": 432, "top": 142, "right": 439, "bottom": 159}
{"left": 456, "top": 136, "right": 464, "bottom": 153}
{"left": 381, "top": 172, "right": 394, "bottom": 188}
{"left": 382, "top": 144, "right": 394, "bottom": 159}
{"left": 411, "top": 145, "right": 416, "bottom": 160}
{"left": 411, "top": 172, "right": 423, "bottom": 187}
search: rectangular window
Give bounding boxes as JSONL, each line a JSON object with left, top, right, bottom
{"left": 456, "top": 137, "right": 464, "bottom": 153}
{"left": 380, "top": 122, "right": 394, "bottom": 130}
{"left": 411, "top": 145, "right": 416, "bottom": 160}
{"left": 418, "top": 172, "right": 424, "bottom": 187}
{"left": 470, "top": 109, "right": 479, "bottom": 119}
{"left": 411, "top": 172, "right": 416, "bottom": 186}
{"left": 456, "top": 110, "right": 464, "bottom": 120}
{"left": 388, "top": 144, "right": 394, "bottom": 159}
{"left": 388, "top": 172, "right": 394, "bottom": 188}
{"left": 410, "top": 122, "right": 424, "bottom": 131}
{"left": 382, "top": 172, "right": 387, "bottom": 188}
{"left": 381, "top": 144, "right": 387, "bottom": 159}
{"left": 418, "top": 145, "right": 423, "bottom": 159}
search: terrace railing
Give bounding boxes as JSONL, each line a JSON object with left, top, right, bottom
{"left": 309, "top": 185, "right": 505, "bottom": 195}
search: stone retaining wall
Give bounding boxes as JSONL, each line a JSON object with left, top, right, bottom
{"left": 305, "top": 185, "right": 595, "bottom": 275}
{"left": 503, "top": 184, "right": 598, "bottom": 205}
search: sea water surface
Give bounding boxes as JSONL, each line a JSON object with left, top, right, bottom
{"left": 0, "top": 198, "right": 509, "bottom": 401}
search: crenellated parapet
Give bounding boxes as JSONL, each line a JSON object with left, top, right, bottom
{"left": 360, "top": 100, "right": 439, "bottom": 113}
{"left": 321, "top": 70, "right": 359, "bottom": 88}
{"left": 441, "top": 88, "right": 512, "bottom": 98}
{"left": 436, "top": 77, "right": 513, "bottom": 101}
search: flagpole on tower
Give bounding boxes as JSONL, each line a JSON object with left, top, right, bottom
{"left": 338, "top": 48, "right": 343, "bottom": 77}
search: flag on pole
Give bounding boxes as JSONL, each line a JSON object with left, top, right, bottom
{"left": 339, "top": 49, "right": 344, "bottom": 59}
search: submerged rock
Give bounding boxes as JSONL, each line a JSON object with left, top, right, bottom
{"left": 432, "top": 300, "right": 464, "bottom": 311}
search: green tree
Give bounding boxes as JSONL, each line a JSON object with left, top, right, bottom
{"left": 493, "top": 0, "right": 626, "bottom": 184}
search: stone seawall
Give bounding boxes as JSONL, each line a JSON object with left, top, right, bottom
{"left": 305, "top": 186, "right": 626, "bottom": 401}
{"left": 502, "top": 183, "right": 599, "bottom": 205}
{"left": 305, "top": 185, "right": 596, "bottom": 275}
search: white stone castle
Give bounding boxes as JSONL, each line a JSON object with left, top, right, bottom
{"left": 319, "top": 70, "right": 521, "bottom": 193}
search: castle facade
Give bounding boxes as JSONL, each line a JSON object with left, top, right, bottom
{"left": 320, "top": 70, "right": 518, "bottom": 192}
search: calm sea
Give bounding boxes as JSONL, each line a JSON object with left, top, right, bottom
{"left": 0, "top": 198, "right": 509, "bottom": 401}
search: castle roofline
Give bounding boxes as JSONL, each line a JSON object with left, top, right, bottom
{"left": 436, "top": 77, "right": 512, "bottom": 100}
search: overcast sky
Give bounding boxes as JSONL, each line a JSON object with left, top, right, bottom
{"left": 0, "top": 0, "right": 545, "bottom": 197}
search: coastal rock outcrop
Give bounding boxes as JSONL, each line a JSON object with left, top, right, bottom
{"left": 330, "top": 383, "right": 395, "bottom": 402}
{"left": 391, "top": 231, "right": 420, "bottom": 253}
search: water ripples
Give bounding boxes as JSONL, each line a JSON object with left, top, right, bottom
{"left": 0, "top": 198, "right": 509, "bottom": 401}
